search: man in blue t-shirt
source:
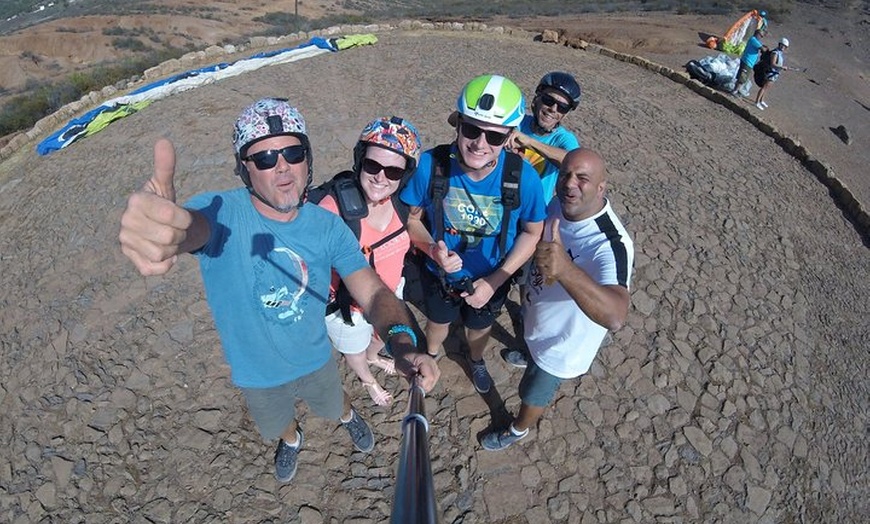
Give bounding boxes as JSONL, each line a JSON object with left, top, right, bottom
{"left": 507, "top": 72, "right": 581, "bottom": 202}
{"left": 401, "top": 75, "right": 546, "bottom": 395}
{"left": 119, "top": 98, "right": 439, "bottom": 484}
{"left": 731, "top": 29, "right": 767, "bottom": 97}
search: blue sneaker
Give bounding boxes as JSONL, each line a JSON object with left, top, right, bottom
{"left": 500, "top": 347, "right": 528, "bottom": 369}
{"left": 274, "top": 429, "right": 303, "bottom": 483}
{"left": 468, "top": 357, "right": 493, "bottom": 394}
{"left": 342, "top": 408, "right": 374, "bottom": 453}
{"left": 481, "top": 425, "right": 528, "bottom": 451}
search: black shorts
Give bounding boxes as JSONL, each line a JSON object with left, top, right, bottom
{"left": 420, "top": 268, "right": 511, "bottom": 329}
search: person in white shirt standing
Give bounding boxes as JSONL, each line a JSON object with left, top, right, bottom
{"left": 481, "top": 148, "right": 634, "bottom": 450}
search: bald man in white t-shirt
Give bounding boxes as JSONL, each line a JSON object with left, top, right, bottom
{"left": 481, "top": 148, "right": 634, "bottom": 450}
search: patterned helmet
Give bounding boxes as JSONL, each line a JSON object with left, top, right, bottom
{"left": 536, "top": 71, "right": 581, "bottom": 110}
{"left": 354, "top": 116, "right": 423, "bottom": 174}
{"left": 232, "top": 98, "right": 308, "bottom": 157}
{"left": 456, "top": 74, "right": 525, "bottom": 128}
{"left": 231, "top": 98, "right": 312, "bottom": 193}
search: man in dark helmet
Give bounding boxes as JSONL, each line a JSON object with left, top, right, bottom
{"left": 507, "top": 71, "right": 582, "bottom": 202}
{"left": 119, "top": 98, "right": 439, "bottom": 484}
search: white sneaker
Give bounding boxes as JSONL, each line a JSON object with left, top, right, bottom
{"left": 760, "top": 101, "right": 769, "bottom": 108}
{"left": 756, "top": 102, "right": 765, "bottom": 110}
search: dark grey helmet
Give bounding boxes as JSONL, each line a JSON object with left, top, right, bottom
{"left": 536, "top": 71, "right": 581, "bottom": 110}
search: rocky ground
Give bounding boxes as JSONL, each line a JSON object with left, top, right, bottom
{"left": 0, "top": 7, "right": 868, "bottom": 524}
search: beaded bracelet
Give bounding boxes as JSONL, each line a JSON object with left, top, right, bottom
{"left": 384, "top": 324, "right": 418, "bottom": 357}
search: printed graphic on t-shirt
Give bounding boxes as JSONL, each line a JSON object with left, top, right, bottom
{"left": 254, "top": 246, "right": 310, "bottom": 323}
{"left": 443, "top": 189, "right": 503, "bottom": 248}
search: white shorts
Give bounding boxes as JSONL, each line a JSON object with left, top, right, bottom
{"left": 326, "top": 309, "right": 373, "bottom": 355}
{"left": 325, "top": 278, "right": 404, "bottom": 355}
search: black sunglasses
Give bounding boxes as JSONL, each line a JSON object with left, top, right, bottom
{"left": 539, "top": 93, "right": 571, "bottom": 114}
{"left": 458, "top": 121, "right": 511, "bottom": 146}
{"left": 243, "top": 145, "right": 307, "bottom": 170}
{"left": 361, "top": 157, "right": 406, "bottom": 181}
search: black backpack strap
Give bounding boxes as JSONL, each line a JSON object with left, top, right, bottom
{"left": 428, "top": 144, "right": 452, "bottom": 243}
{"left": 363, "top": 224, "right": 407, "bottom": 266}
{"left": 497, "top": 151, "right": 523, "bottom": 259}
{"left": 316, "top": 171, "right": 364, "bottom": 325}
{"left": 391, "top": 193, "right": 410, "bottom": 226}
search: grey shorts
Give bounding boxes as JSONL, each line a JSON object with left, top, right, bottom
{"left": 240, "top": 357, "right": 344, "bottom": 440}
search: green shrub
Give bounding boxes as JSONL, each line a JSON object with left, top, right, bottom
{"left": 252, "top": 11, "right": 372, "bottom": 36}
{"left": 0, "top": 46, "right": 186, "bottom": 137}
{"left": 112, "top": 37, "right": 149, "bottom": 52}
{"left": 103, "top": 27, "right": 133, "bottom": 36}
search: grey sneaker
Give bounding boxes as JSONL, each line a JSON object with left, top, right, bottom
{"left": 274, "top": 429, "right": 303, "bottom": 483}
{"left": 481, "top": 425, "right": 528, "bottom": 451}
{"left": 500, "top": 347, "right": 528, "bottom": 369}
{"left": 469, "top": 357, "right": 493, "bottom": 394}
{"left": 343, "top": 408, "right": 374, "bottom": 453}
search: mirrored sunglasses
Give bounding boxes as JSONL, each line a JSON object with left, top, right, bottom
{"left": 458, "top": 121, "right": 510, "bottom": 146}
{"left": 361, "top": 157, "right": 406, "bottom": 181}
{"left": 539, "top": 93, "right": 571, "bottom": 114}
{"left": 243, "top": 145, "right": 306, "bottom": 170}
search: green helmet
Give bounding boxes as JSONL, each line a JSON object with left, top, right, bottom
{"left": 456, "top": 74, "right": 525, "bottom": 128}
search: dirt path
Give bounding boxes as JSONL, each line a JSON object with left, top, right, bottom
{"left": 0, "top": 27, "right": 868, "bottom": 523}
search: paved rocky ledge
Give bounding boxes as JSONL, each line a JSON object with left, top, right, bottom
{"left": 0, "top": 30, "right": 867, "bottom": 523}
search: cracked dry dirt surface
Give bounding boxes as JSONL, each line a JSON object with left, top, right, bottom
{"left": 0, "top": 28, "right": 868, "bottom": 523}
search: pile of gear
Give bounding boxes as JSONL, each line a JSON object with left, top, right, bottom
{"left": 685, "top": 53, "right": 741, "bottom": 92}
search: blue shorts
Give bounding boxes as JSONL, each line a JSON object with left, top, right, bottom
{"left": 420, "top": 268, "right": 510, "bottom": 329}
{"left": 240, "top": 357, "right": 344, "bottom": 441}
{"left": 519, "top": 359, "right": 565, "bottom": 408}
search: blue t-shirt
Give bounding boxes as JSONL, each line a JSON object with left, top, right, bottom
{"left": 518, "top": 114, "right": 580, "bottom": 202}
{"left": 400, "top": 145, "right": 546, "bottom": 283}
{"left": 741, "top": 36, "right": 764, "bottom": 67}
{"left": 185, "top": 188, "right": 368, "bottom": 388}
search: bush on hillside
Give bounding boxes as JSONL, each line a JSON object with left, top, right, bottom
{"left": 0, "top": 47, "right": 186, "bottom": 137}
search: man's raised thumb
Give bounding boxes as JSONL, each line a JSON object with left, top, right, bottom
{"left": 143, "top": 138, "right": 177, "bottom": 202}
{"left": 436, "top": 240, "right": 450, "bottom": 255}
{"left": 549, "top": 218, "right": 562, "bottom": 244}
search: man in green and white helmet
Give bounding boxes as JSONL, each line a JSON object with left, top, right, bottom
{"left": 401, "top": 75, "right": 546, "bottom": 395}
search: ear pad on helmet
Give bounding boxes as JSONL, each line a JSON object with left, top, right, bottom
{"left": 235, "top": 154, "right": 251, "bottom": 187}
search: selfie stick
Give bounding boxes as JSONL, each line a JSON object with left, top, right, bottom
{"left": 391, "top": 375, "right": 438, "bottom": 524}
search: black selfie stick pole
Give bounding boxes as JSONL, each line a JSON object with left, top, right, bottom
{"left": 391, "top": 375, "right": 438, "bottom": 524}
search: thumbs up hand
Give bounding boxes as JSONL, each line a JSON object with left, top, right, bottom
{"left": 430, "top": 240, "right": 463, "bottom": 274}
{"left": 141, "top": 138, "right": 177, "bottom": 201}
{"left": 534, "top": 218, "right": 568, "bottom": 286}
{"left": 119, "top": 139, "right": 195, "bottom": 276}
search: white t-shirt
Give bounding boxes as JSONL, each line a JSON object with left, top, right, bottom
{"left": 523, "top": 198, "right": 634, "bottom": 379}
